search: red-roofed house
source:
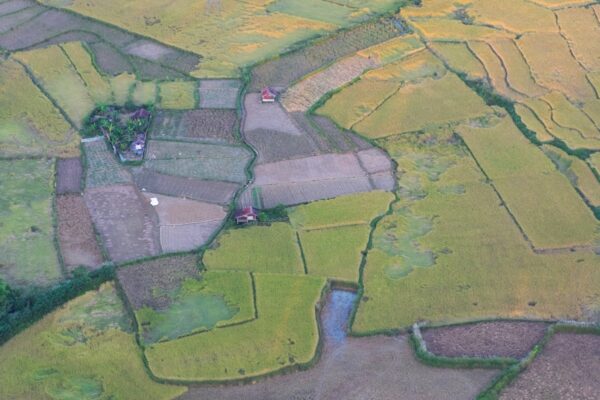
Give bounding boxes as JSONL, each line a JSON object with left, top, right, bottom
{"left": 261, "top": 87, "right": 277, "bottom": 103}
{"left": 235, "top": 207, "right": 258, "bottom": 224}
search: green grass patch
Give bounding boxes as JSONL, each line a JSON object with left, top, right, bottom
{"left": 0, "top": 283, "right": 185, "bottom": 400}
{"left": 204, "top": 223, "right": 304, "bottom": 274}
{"left": 0, "top": 159, "right": 62, "bottom": 289}
{"left": 137, "top": 271, "right": 255, "bottom": 344}
{"left": 145, "top": 274, "right": 325, "bottom": 382}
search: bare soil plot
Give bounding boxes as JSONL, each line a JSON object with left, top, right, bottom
{"left": 357, "top": 148, "right": 394, "bottom": 174}
{"left": 117, "top": 254, "right": 199, "bottom": 310}
{"left": 0, "top": 0, "right": 32, "bottom": 16}
{"left": 199, "top": 79, "right": 240, "bottom": 109}
{"left": 144, "top": 140, "right": 250, "bottom": 183}
{"left": 312, "top": 114, "right": 370, "bottom": 151}
{"left": 0, "top": 6, "right": 45, "bottom": 35}
{"left": 141, "top": 193, "right": 226, "bottom": 253}
{"left": 88, "top": 41, "right": 134, "bottom": 76}
{"left": 247, "top": 151, "right": 394, "bottom": 207}
{"left": 500, "top": 333, "right": 600, "bottom": 400}
{"left": 245, "top": 128, "right": 320, "bottom": 164}
{"left": 151, "top": 109, "right": 238, "bottom": 144}
{"left": 125, "top": 39, "right": 174, "bottom": 61}
{"left": 250, "top": 17, "right": 400, "bottom": 90}
{"left": 55, "top": 157, "right": 82, "bottom": 194}
{"left": 83, "top": 139, "right": 132, "bottom": 188}
{"left": 289, "top": 112, "right": 339, "bottom": 153}
{"left": 422, "top": 321, "right": 549, "bottom": 359}
{"left": 132, "top": 168, "right": 238, "bottom": 205}
{"left": 84, "top": 184, "right": 161, "bottom": 263}
{"left": 180, "top": 334, "right": 496, "bottom": 400}
{"left": 243, "top": 93, "right": 302, "bottom": 135}
{"left": 56, "top": 194, "right": 103, "bottom": 272}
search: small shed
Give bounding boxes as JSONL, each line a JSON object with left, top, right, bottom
{"left": 261, "top": 87, "right": 276, "bottom": 103}
{"left": 235, "top": 207, "right": 258, "bottom": 224}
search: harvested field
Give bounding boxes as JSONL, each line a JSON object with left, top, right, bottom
{"left": 198, "top": 79, "right": 240, "bottom": 109}
{"left": 132, "top": 168, "right": 238, "bottom": 204}
{"left": 145, "top": 274, "right": 325, "bottom": 382}
{"left": 125, "top": 39, "right": 174, "bottom": 61}
{"left": 55, "top": 158, "right": 82, "bottom": 194}
{"left": 422, "top": 321, "right": 549, "bottom": 359}
{"left": 357, "top": 148, "right": 394, "bottom": 174}
{"left": 83, "top": 139, "right": 132, "bottom": 188}
{"left": 311, "top": 115, "right": 370, "bottom": 151}
{"left": 430, "top": 41, "right": 487, "bottom": 80}
{"left": 281, "top": 55, "right": 377, "bottom": 112}
{"left": 0, "top": 6, "right": 46, "bottom": 35}
{"left": 243, "top": 93, "right": 302, "bottom": 135}
{"left": 288, "top": 112, "right": 340, "bottom": 153}
{"left": 56, "top": 194, "right": 103, "bottom": 271}
{"left": 158, "top": 81, "right": 197, "bottom": 109}
{"left": 0, "top": 0, "right": 32, "bottom": 16}
{"left": 354, "top": 73, "right": 490, "bottom": 138}
{"left": 0, "top": 283, "right": 186, "bottom": 400}
{"left": 151, "top": 109, "right": 238, "bottom": 144}
{"left": 0, "top": 159, "right": 62, "bottom": 288}
{"left": 180, "top": 335, "right": 496, "bottom": 400}
{"left": 88, "top": 41, "right": 134, "bottom": 76}
{"left": 205, "top": 223, "right": 304, "bottom": 275}
{"left": 144, "top": 140, "right": 250, "bottom": 183}
{"left": 517, "top": 32, "right": 595, "bottom": 102}
{"left": 499, "top": 333, "right": 600, "bottom": 400}
{"left": 245, "top": 128, "right": 320, "bottom": 164}
{"left": 84, "top": 184, "right": 161, "bottom": 263}
{"left": 142, "top": 193, "right": 226, "bottom": 253}
{"left": 0, "top": 58, "right": 79, "bottom": 158}
{"left": 250, "top": 17, "right": 400, "bottom": 90}
{"left": 117, "top": 254, "right": 199, "bottom": 310}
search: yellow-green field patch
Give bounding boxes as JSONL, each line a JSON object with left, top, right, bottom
{"left": 204, "top": 223, "right": 304, "bottom": 274}
{"left": 145, "top": 274, "right": 325, "bottom": 382}
{"left": 429, "top": 41, "right": 487, "bottom": 80}
{"left": 131, "top": 81, "right": 157, "bottom": 106}
{"left": 159, "top": 81, "right": 197, "bottom": 109}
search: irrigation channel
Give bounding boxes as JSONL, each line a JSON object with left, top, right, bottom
{"left": 179, "top": 290, "right": 496, "bottom": 400}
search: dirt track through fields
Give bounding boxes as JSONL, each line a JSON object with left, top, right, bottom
{"left": 179, "top": 291, "right": 497, "bottom": 400}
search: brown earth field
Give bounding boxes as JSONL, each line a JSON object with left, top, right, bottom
{"left": 151, "top": 109, "right": 238, "bottom": 143}
{"left": 244, "top": 93, "right": 303, "bottom": 135}
{"left": 56, "top": 194, "right": 103, "bottom": 271}
{"left": 499, "top": 333, "right": 600, "bottom": 400}
{"left": 179, "top": 291, "right": 497, "bottom": 400}
{"left": 132, "top": 168, "right": 239, "bottom": 205}
{"left": 198, "top": 79, "right": 240, "bottom": 109}
{"left": 422, "top": 321, "right": 549, "bottom": 359}
{"left": 117, "top": 254, "right": 199, "bottom": 310}
{"left": 245, "top": 128, "right": 320, "bottom": 164}
{"left": 55, "top": 157, "right": 82, "bottom": 194}
{"left": 84, "top": 184, "right": 160, "bottom": 263}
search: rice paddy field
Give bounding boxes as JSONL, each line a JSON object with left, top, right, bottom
{"left": 2, "top": 0, "right": 600, "bottom": 396}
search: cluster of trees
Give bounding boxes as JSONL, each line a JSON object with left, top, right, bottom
{"left": 0, "top": 266, "right": 115, "bottom": 345}
{"left": 84, "top": 106, "right": 152, "bottom": 152}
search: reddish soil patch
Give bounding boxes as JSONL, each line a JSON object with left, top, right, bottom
{"left": 132, "top": 168, "right": 239, "bottom": 205}
{"left": 422, "top": 321, "right": 549, "bottom": 359}
{"left": 500, "top": 333, "right": 600, "bottom": 400}
{"left": 56, "top": 194, "right": 103, "bottom": 271}
{"left": 117, "top": 254, "right": 198, "bottom": 310}
{"left": 84, "top": 184, "right": 161, "bottom": 263}
{"left": 56, "top": 157, "right": 82, "bottom": 194}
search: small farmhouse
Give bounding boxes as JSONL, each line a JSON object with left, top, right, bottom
{"left": 261, "top": 87, "right": 276, "bottom": 103}
{"left": 235, "top": 207, "right": 258, "bottom": 224}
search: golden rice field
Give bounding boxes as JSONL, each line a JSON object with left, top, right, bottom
{"left": 0, "top": 59, "right": 78, "bottom": 158}
{"left": 468, "top": 0, "right": 557, "bottom": 34}
{"left": 352, "top": 72, "right": 490, "bottom": 138}
{"left": 514, "top": 103, "right": 555, "bottom": 142}
{"left": 40, "top": 0, "right": 402, "bottom": 77}
{"left": 145, "top": 274, "right": 325, "bottom": 382}
{"left": 0, "top": 283, "right": 186, "bottom": 399}
{"left": 429, "top": 41, "right": 487, "bottom": 80}
{"left": 13, "top": 45, "right": 96, "bottom": 128}
{"left": 556, "top": 7, "right": 600, "bottom": 71}
{"left": 362, "top": 50, "right": 447, "bottom": 83}
{"left": 110, "top": 73, "right": 137, "bottom": 106}
{"left": 409, "top": 18, "right": 514, "bottom": 41}
{"left": 356, "top": 34, "right": 424, "bottom": 64}
{"left": 131, "top": 81, "right": 158, "bottom": 106}
{"left": 541, "top": 91, "right": 600, "bottom": 140}
{"left": 458, "top": 116, "right": 597, "bottom": 249}
{"left": 158, "top": 81, "right": 198, "bottom": 109}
